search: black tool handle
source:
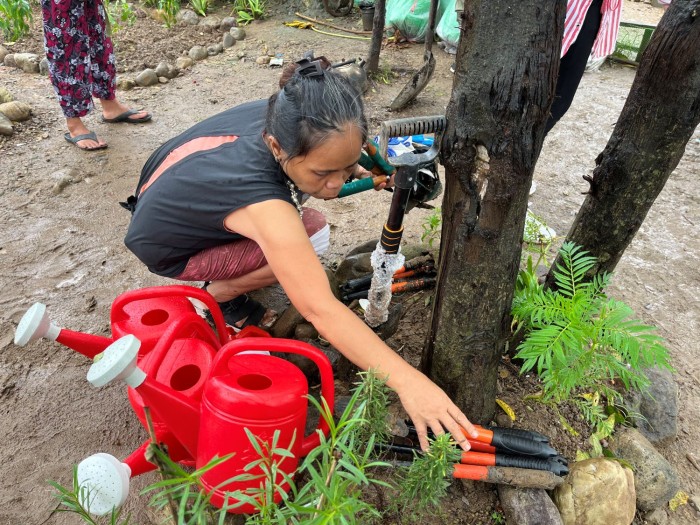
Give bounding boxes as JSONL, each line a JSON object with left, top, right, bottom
{"left": 495, "top": 455, "right": 569, "bottom": 476}
{"left": 342, "top": 273, "right": 373, "bottom": 292}
{"left": 490, "top": 433, "right": 558, "bottom": 458}
{"left": 486, "top": 426, "right": 549, "bottom": 443}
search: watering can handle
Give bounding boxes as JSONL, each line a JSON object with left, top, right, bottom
{"left": 213, "top": 338, "right": 334, "bottom": 456}
{"left": 110, "top": 285, "right": 229, "bottom": 345}
{"left": 145, "top": 312, "right": 221, "bottom": 372}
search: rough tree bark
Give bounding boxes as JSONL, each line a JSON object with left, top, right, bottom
{"left": 420, "top": 1, "right": 566, "bottom": 423}
{"left": 365, "top": 0, "right": 386, "bottom": 73}
{"left": 546, "top": 0, "right": 700, "bottom": 282}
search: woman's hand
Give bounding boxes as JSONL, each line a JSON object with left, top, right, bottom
{"left": 354, "top": 166, "right": 394, "bottom": 191}
{"left": 395, "top": 372, "right": 479, "bottom": 452}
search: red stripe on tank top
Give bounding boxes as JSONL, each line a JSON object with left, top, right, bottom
{"left": 138, "top": 135, "right": 239, "bottom": 196}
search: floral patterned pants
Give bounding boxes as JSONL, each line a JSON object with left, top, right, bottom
{"left": 41, "top": 0, "right": 116, "bottom": 118}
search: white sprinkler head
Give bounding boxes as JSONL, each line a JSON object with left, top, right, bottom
{"left": 14, "top": 302, "right": 60, "bottom": 346}
{"left": 86, "top": 335, "right": 146, "bottom": 388}
{"left": 77, "top": 453, "right": 131, "bottom": 516}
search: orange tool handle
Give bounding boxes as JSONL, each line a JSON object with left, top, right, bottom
{"left": 452, "top": 464, "right": 489, "bottom": 481}
{"left": 393, "top": 269, "right": 419, "bottom": 280}
{"left": 467, "top": 439, "right": 497, "bottom": 454}
{"left": 459, "top": 451, "right": 497, "bottom": 466}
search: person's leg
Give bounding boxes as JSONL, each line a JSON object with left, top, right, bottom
{"left": 545, "top": 0, "right": 604, "bottom": 135}
{"left": 176, "top": 208, "right": 329, "bottom": 326}
{"left": 83, "top": 0, "right": 150, "bottom": 122}
{"left": 42, "top": 0, "right": 106, "bottom": 149}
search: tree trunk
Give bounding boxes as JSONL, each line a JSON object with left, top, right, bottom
{"left": 365, "top": 0, "right": 386, "bottom": 73}
{"left": 546, "top": 1, "right": 700, "bottom": 282}
{"left": 420, "top": 1, "right": 566, "bottom": 423}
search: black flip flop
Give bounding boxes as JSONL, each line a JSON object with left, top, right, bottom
{"left": 64, "top": 132, "right": 108, "bottom": 151}
{"left": 217, "top": 294, "right": 267, "bottom": 329}
{"left": 102, "top": 108, "right": 152, "bottom": 124}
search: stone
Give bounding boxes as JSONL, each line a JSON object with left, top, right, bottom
{"left": 13, "top": 53, "right": 41, "bottom": 73}
{"left": 256, "top": 55, "right": 271, "bottom": 65}
{"left": 636, "top": 367, "right": 678, "bottom": 445}
{"left": 154, "top": 61, "right": 170, "bottom": 78}
{"left": 335, "top": 252, "right": 373, "bottom": 284}
{"left": 3, "top": 53, "right": 16, "bottom": 68}
{"left": 39, "top": 58, "right": 50, "bottom": 76}
{"left": 135, "top": 68, "right": 159, "bottom": 87}
{"left": 50, "top": 168, "right": 80, "bottom": 195}
{"left": 644, "top": 508, "right": 668, "bottom": 525}
{"left": 209, "top": 43, "right": 224, "bottom": 55}
{"left": 553, "top": 458, "right": 635, "bottom": 525}
{"left": 0, "top": 101, "right": 32, "bottom": 122}
{"left": 0, "top": 113, "right": 13, "bottom": 136}
{"left": 222, "top": 32, "right": 236, "bottom": 49}
{"left": 176, "top": 8, "right": 199, "bottom": 25}
{"left": 608, "top": 427, "right": 679, "bottom": 512}
{"left": 0, "top": 86, "right": 14, "bottom": 104}
{"left": 0, "top": 45, "right": 8, "bottom": 63}
{"left": 495, "top": 413, "right": 514, "bottom": 428}
{"left": 158, "top": 76, "right": 169, "bottom": 84}
{"left": 294, "top": 322, "right": 318, "bottom": 341}
{"left": 188, "top": 45, "right": 208, "bottom": 61}
{"left": 198, "top": 15, "right": 221, "bottom": 30}
{"left": 498, "top": 486, "right": 563, "bottom": 525}
{"left": 229, "top": 27, "right": 246, "bottom": 40}
{"left": 346, "top": 239, "right": 379, "bottom": 256}
{"left": 220, "top": 16, "right": 237, "bottom": 31}
{"left": 269, "top": 305, "right": 304, "bottom": 338}
{"left": 175, "top": 56, "right": 194, "bottom": 70}
{"left": 116, "top": 77, "right": 136, "bottom": 91}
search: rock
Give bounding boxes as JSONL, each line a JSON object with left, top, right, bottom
{"left": 220, "top": 16, "right": 237, "bottom": 31}
{"left": 175, "top": 56, "right": 194, "bottom": 69}
{"left": 0, "top": 101, "right": 32, "bottom": 122}
{"left": 0, "top": 45, "right": 8, "bottom": 63}
{"left": 13, "top": 53, "right": 41, "bottom": 73}
{"left": 154, "top": 61, "right": 170, "bottom": 78}
{"left": 176, "top": 8, "right": 199, "bottom": 25}
{"left": 116, "top": 77, "right": 136, "bottom": 91}
{"left": 335, "top": 252, "right": 373, "bottom": 284}
{"left": 553, "top": 458, "right": 635, "bottom": 525}
{"left": 51, "top": 168, "right": 81, "bottom": 195}
{"left": 372, "top": 302, "right": 402, "bottom": 340}
{"left": 229, "top": 27, "right": 246, "bottom": 40}
{"left": 294, "top": 322, "right": 318, "bottom": 340}
{"left": 495, "top": 413, "right": 514, "bottom": 428}
{"left": 207, "top": 43, "right": 223, "bottom": 56}
{"left": 256, "top": 55, "right": 271, "bottom": 65}
{"left": 636, "top": 367, "right": 678, "bottom": 445}
{"left": 158, "top": 76, "right": 169, "bottom": 84}
{"left": 498, "top": 486, "right": 563, "bottom": 525}
{"left": 608, "top": 427, "right": 679, "bottom": 512}
{"left": 3, "top": 53, "right": 16, "bottom": 68}
{"left": 188, "top": 45, "right": 208, "bottom": 61}
{"left": 135, "top": 68, "right": 159, "bottom": 87}
{"left": 198, "top": 15, "right": 221, "bottom": 30}
{"left": 0, "top": 86, "right": 14, "bottom": 104}
{"left": 644, "top": 508, "right": 668, "bottom": 525}
{"left": 39, "top": 58, "right": 50, "bottom": 76}
{"left": 0, "top": 113, "right": 13, "bottom": 136}
{"left": 222, "top": 32, "right": 236, "bottom": 49}
{"left": 346, "top": 239, "right": 379, "bottom": 256}
{"left": 269, "top": 305, "right": 304, "bottom": 338}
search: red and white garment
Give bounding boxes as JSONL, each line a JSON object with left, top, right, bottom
{"left": 561, "top": 0, "right": 622, "bottom": 59}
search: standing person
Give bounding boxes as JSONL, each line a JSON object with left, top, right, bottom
{"left": 42, "top": 0, "right": 151, "bottom": 151}
{"left": 124, "top": 57, "right": 479, "bottom": 451}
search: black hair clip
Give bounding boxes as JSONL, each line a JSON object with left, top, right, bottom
{"left": 295, "top": 58, "right": 325, "bottom": 78}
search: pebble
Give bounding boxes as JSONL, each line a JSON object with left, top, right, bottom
{"left": 256, "top": 55, "right": 271, "bottom": 65}
{"left": 188, "top": 45, "right": 208, "bottom": 61}
{"left": 222, "top": 32, "right": 235, "bottom": 49}
{"left": 220, "top": 16, "right": 237, "bottom": 31}
{"left": 158, "top": 77, "right": 169, "bottom": 84}
{"left": 39, "top": 58, "right": 50, "bottom": 76}
{"left": 175, "top": 56, "right": 194, "bottom": 69}
{"left": 4, "top": 54, "right": 17, "bottom": 68}
{"left": 176, "top": 8, "right": 199, "bottom": 25}
{"left": 0, "top": 45, "right": 8, "bottom": 63}
{"left": 0, "top": 86, "right": 14, "bottom": 104}
{"left": 0, "top": 113, "right": 13, "bottom": 136}
{"left": 135, "top": 68, "right": 159, "bottom": 87}
{"left": 0, "top": 101, "right": 32, "bottom": 122}
{"left": 229, "top": 27, "right": 246, "bottom": 40}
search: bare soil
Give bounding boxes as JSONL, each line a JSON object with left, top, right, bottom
{"left": 1, "top": 1, "right": 698, "bottom": 524}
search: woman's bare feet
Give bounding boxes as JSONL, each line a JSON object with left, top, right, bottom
{"left": 66, "top": 117, "right": 107, "bottom": 150}
{"left": 100, "top": 98, "right": 151, "bottom": 123}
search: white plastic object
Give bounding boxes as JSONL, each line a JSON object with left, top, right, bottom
{"left": 14, "top": 302, "right": 61, "bottom": 346}
{"left": 86, "top": 335, "right": 146, "bottom": 388}
{"left": 77, "top": 453, "right": 131, "bottom": 516}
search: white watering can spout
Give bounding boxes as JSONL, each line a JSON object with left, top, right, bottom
{"left": 76, "top": 453, "right": 131, "bottom": 516}
{"left": 14, "top": 303, "right": 60, "bottom": 346}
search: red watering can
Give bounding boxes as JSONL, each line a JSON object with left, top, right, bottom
{"left": 81, "top": 334, "right": 334, "bottom": 515}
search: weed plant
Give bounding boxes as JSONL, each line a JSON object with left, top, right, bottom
{"left": 0, "top": 0, "right": 32, "bottom": 41}
{"left": 512, "top": 242, "right": 672, "bottom": 432}
{"left": 104, "top": 0, "right": 136, "bottom": 34}
{"left": 420, "top": 206, "right": 441, "bottom": 248}
{"left": 232, "top": 0, "right": 266, "bottom": 25}
{"left": 158, "top": 0, "right": 180, "bottom": 28}
{"left": 189, "top": 0, "right": 209, "bottom": 17}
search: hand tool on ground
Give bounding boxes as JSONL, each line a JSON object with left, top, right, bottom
{"left": 406, "top": 421, "right": 560, "bottom": 459}
{"left": 364, "top": 116, "right": 444, "bottom": 327}
{"left": 343, "top": 276, "right": 437, "bottom": 302}
{"left": 376, "top": 442, "right": 569, "bottom": 476}
{"left": 341, "top": 254, "right": 435, "bottom": 294}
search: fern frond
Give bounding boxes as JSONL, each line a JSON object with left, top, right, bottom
{"left": 553, "top": 242, "right": 597, "bottom": 297}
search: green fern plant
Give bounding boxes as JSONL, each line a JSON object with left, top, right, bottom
{"left": 512, "top": 242, "right": 672, "bottom": 404}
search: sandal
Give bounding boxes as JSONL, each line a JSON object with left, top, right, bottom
{"left": 218, "top": 294, "right": 268, "bottom": 329}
